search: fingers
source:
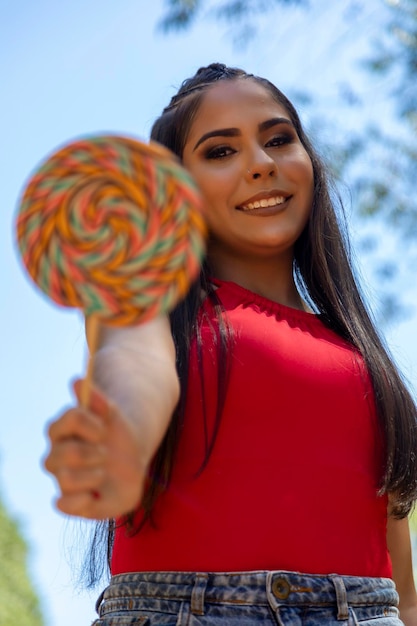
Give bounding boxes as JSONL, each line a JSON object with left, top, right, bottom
{"left": 55, "top": 491, "right": 110, "bottom": 520}
{"left": 44, "top": 379, "right": 146, "bottom": 519}
{"left": 54, "top": 479, "right": 144, "bottom": 520}
{"left": 44, "top": 429, "right": 106, "bottom": 505}
{"left": 47, "top": 378, "right": 115, "bottom": 444}
{"left": 47, "top": 407, "right": 105, "bottom": 447}
{"left": 44, "top": 436, "right": 106, "bottom": 472}
{"left": 55, "top": 491, "right": 100, "bottom": 518}
{"left": 44, "top": 382, "right": 112, "bottom": 514}
{"left": 52, "top": 464, "right": 104, "bottom": 493}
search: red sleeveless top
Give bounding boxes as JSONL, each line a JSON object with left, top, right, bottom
{"left": 112, "top": 279, "right": 391, "bottom": 578}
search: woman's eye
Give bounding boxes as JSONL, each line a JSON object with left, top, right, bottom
{"left": 205, "top": 145, "right": 235, "bottom": 159}
{"left": 266, "top": 134, "right": 293, "bottom": 148}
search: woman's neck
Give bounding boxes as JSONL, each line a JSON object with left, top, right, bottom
{"left": 208, "top": 252, "right": 305, "bottom": 311}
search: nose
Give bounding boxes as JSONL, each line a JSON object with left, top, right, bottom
{"left": 246, "top": 146, "right": 278, "bottom": 181}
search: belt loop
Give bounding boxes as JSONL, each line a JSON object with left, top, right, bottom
{"left": 191, "top": 573, "right": 209, "bottom": 616}
{"left": 331, "top": 575, "right": 349, "bottom": 621}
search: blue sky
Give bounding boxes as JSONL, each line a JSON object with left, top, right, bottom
{"left": 1, "top": 1, "right": 416, "bottom": 624}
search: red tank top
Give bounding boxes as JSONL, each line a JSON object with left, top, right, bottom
{"left": 112, "top": 279, "right": 391, "bottom": 578}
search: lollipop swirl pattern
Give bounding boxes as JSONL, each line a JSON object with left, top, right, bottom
{"left": 16, "top": 136, "right": 206, "bottom": 325}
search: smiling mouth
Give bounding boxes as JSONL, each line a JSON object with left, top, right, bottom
{"left": 237, "top": 195, "right": 289, "bottom": 211}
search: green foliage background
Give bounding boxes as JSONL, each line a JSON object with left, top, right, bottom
{"left": 0, "top": 499, "right": 43, "bottom": 626}
{"left": 159, "top": 0, "right": 417, "bottom": 322}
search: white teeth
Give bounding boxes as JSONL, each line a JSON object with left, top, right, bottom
{"left": 240, "top": 196, "right": 286, "bottom": 211}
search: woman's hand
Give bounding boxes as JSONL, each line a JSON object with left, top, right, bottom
{"left": 387, "top": 514, "right": 417, "bottom": 626}
{"left": 44, "top": 315, "right": 180, "bottom": 519}
{"left": 44, "top": 380, "right": 149, "bottom": 519}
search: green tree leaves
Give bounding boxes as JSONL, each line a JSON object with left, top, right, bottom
{"left": 157, "top": 0, "right": 417, "bottom": 321}
{"left": 0, "top": 499, "right": 43, "bottom": 626}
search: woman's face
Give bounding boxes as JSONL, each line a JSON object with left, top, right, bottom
{"left": 182, "top": 78, "right": 314, "bottom": 266}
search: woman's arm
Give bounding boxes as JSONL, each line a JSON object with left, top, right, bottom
{"left": 387, "top": 515, "right": 417, "bottom": 626}
{"left": 44, "top": 315, "right": 179, "bottom": 520}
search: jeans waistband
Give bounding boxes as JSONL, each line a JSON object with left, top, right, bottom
{"left": 97, "top": 571, "right": 398, "bottom": 620}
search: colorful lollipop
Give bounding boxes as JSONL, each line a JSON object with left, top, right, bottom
{"left": 17, "top": 135, "right": 206, "bottom": 326}
{"left": 16, "top": 135, "right": 206, "bottom": 403}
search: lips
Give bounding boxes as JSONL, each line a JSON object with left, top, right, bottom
{"left": 237, "top": 192, "right": 291, "bottom": 212}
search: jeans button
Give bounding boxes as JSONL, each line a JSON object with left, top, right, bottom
{"left": 272, "top": 577, "right": 291, "bottom": 600}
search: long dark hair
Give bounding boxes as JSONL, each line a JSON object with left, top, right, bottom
{"left": 85, "top": 63, "right": 417, "bottom": 587}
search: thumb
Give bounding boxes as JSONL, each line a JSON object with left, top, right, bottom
{"left": 72, "top": 378, "right": 112, "bottom": 420}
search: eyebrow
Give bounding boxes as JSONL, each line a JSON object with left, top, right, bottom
{"left": 192, "top": 117, "right": 294, "bottom": 151}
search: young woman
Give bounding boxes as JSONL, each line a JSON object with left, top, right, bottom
{"left": 45, "top": 63, "right": 417, "bottom": 625}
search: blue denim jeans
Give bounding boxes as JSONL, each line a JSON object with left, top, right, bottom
{"left": 93, "top": 570, "right": 402, "bottom": 625}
